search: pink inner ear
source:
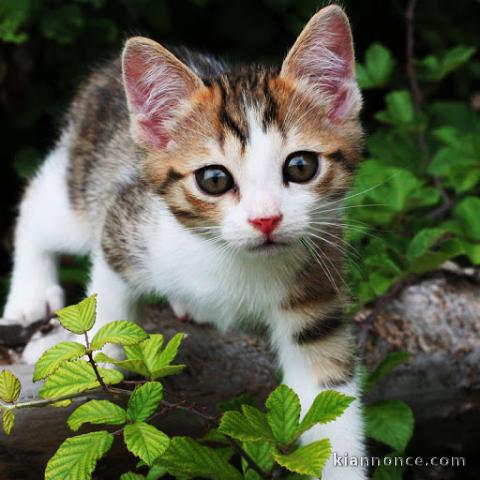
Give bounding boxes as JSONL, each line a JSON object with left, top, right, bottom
{"left": 288, "top": 10, "right": 359, "bottom": 122}
{"left": 123, "top": 46, "right": 192, "bottom": 149}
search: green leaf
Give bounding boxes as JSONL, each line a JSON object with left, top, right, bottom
{"left": 356, "top": 43, "right": 395, "bottom": 89}
{"left": 150, "top": 365, "right": 186, "bottom": 379}
{"left": 45, "top": 431, "right": 113, "bottom": 480}
{"left": 367, "top": 352, "right": 411, "bottom": 391}
{"left": 40, "top": 360, "right": 123, "bottom": 399}
{"left": 373, "top": 458, "right": 406, "bottom": 480}
{"left": 155, "top": 333, "right": 184, "bottom": 367}
{"left": 419, "top": 46, "right": 477, "bottom": 81}
{"left": 298, "top": 391, "right": 355, "bottom": 435}
{"left": 455, "top": 197, "right": 480, "bottom": 241}
{"left": 375, "top": 90, "right": 417, "bottom": 127}
{"left": 124, "top": 422, "right": 170, "bottom": 466}
{"left": 365, "top": 400, "right": 414, "bottom": 452}
{"left": 94, "top": 352, "right": 149, "bottom": 377}
{"left": 146, "top": 464, "right": 168, "bottom": 479}
{"left": 67, "top": 400, "right": 126, "bottom": 431}
{"left": 34, "top": 342, "right": 86, "bottom": 381}
{"left": 273, "top": 439, "right": 331, "bottom": 476}
{"left": 127, "top": 382, "right": 163, "bottom": 422}
{"left": 242, "top": 441, "right": 275, "bottom": 473}
{"left": 219, "top": 408, "right": 273, "bottom": 443}
{"left": 241, "top": 405, "right": 275, "bottom": 441}
{"left": 218, "top": 393, "right": 256, "bottom": 413}
{"left": 0, "top": 0, "right": 30, "bottom": 43}
{"left": 57, "top": 294, "right": 97, "bottom": 334}
{"left": 159, "top": 436, "right": 242, "bottom": 480}
{"left": 0, "top": 370, "right": 21, "bottom": 403}
{"left": 2, "top": 409, "right": 15, "bottom": 435}
{"left": 90, "top": 320, "right": 149, "bottom": 350}
{"left": 266, "top": 385, "right": 301, "bottom": 446}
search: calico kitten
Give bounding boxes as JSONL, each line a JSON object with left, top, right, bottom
{"left": 3, "top": 5, "right": 365, "bottom": 478}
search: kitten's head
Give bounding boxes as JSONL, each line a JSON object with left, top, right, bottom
{"left": 122, "top": 5, "right": 363, "bottom": 255}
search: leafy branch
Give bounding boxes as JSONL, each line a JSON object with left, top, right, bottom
{"left": 0, "top": 294, "right": 357, "bottom": 480}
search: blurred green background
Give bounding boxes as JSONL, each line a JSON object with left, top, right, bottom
{"left": 1, "top": 0, "right": 480, "bottom": 308}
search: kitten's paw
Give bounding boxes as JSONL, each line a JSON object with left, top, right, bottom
{"left": 170, "top": 299, "right": 189, "bottom": 322}
{"left": 3, "top": 284, "right": 64, "bottom": 325}
{"left": 21, "top": 326, "right": 74, "bottom": 364}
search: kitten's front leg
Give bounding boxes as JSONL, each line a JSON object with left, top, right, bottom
{"left": 271, "top": 305, "right": 366, "bottom": 480}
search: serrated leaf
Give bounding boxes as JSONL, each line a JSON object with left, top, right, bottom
{"left": 34, "top": 342, "right": 86, "bottom": 381}
{"left": 367, "top": 352, "right": 411, "bottom": 390}
{"left": 219, "top": 411, "right": 268, "bottom": 442}
{"left": 357, "top": 43, "right": 394, "bottom": 89}
{"left": 124, "top": 422, "right": 169, "bottom": 466}
{"left": 150, "top": 364, "right": 185, "bottom": 379}
{"left": 57, "top": 294, "right": 97, "bottom": 334}
{"left": 365, "top": 400, "right": 414, "bottom": 452}
{"left": 94, "top": 352, "right": 149, "bottom": 377}
{"left": 40, "top": 360, "right": 123, "bottom": 399}
{"left": 159, "top": 436, "right": 242, "bottom": 480}
{"left": 0, "top": 370, "right": 21, "bottom": 403}
{"left": 273, "top": 439, "right": 331, "bottom": 476}
{"left": 127, "top": 382, "right": 163, "bottom": 422}
{"left": 153, "top": 333, "right": 184, "bottom": 367}
{"left": 242, "top": 405, "right": 275, "bottom": 441}
{"left": 2, "top": 409, "right": 15, "bottom": 434}
{"left": 298, "top": 391, "right": 355, "bottom": 436}
{"left": 266, "top": 385, "right": 301, "bottom": 446}
{"left": 90, "top": 320, "right": 148, "bottom": 350}
{"left": 242, "top": 441, "right": 275, "bottom": 472}
{"left": 45, "top": 431, "right": 113, "bottom": 480}
{"left": 67, "top": 400, "right": 126, "bottom": 431}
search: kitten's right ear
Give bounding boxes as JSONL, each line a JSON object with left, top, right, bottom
{"left": 122, "top": 37, "right": 203, "bottom": 149}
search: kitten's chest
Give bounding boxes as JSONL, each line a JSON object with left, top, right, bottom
{"left": 145, "top": 215, "right": 292, "bottom": 327}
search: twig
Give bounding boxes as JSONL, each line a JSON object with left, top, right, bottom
{"left": 84, "top": 331, "right": 108, "bottom": 391}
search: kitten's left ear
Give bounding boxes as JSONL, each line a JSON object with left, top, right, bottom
{"left": 122, "top": 37, "right": 204, "bottom": 149}
{"left": 281, "top": 5, "right": 361, "bottom": 122}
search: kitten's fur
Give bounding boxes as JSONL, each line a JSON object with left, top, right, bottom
{"left": 3, "top": 6, "right": 365, "bottom": 478}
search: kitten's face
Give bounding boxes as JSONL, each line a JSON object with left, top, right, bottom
{"left": 122, "top": 6, "right": 363, "bottom": 255}
{"left": 142, "top": 73, "right": 362, "bottom": 255}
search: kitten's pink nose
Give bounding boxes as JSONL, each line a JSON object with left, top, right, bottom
{"left": 248, "top": 215, "right": 283, "bottom": 236}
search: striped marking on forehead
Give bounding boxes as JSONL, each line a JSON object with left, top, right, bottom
{"left": 204, "top": 66, "right": 281, "bottom": 148}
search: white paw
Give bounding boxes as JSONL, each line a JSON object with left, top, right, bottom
{"left": 3, "top": 285, "right": 64, "bottom": 325}
{"left": 169, "top": 299, "right": 189, "bottom": 322}
{"left": 21, "top": 326, "right": 74, "bottom": 364}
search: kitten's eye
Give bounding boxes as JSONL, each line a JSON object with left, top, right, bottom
{"left": 195, "top": 165, "right": 234, "bottom": 196}
{"left": 283, "top": 151, "right": 319, "bottom": 184}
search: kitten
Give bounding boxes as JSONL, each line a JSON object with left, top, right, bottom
{"left": 3, "top": 5, "right": 365, "bottom": 478}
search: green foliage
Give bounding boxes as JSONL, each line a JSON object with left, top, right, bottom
{"left": 273, "top": 440, "right": 331, "bottom": 477}
{"left": 57, "top": 294, "right": 97, "bottom": 334}
{"left": 348, "top": 38, "right": 480, "bottom": 305}
{"left": 0, "top": 369, "right": 21, "bottom": 403}
{"left": 265, "top": 385, "right": 301, "bottom": 446}
{"left": 39, "top": 360, "right": 123, "bottom": 399}
{"left": 90, "top": 320, "right": 149, "bottom": 350}
{"left": 45, "top": 431, "right": 114, "bottom": 480}
{"left": 124, "top": 422, "right": 170, "bottom": 466}
{"left": 127, "top": 382, "right": 163, "bottom": 422}
{"left": 0, "top": 295, "right": 357, "bottom": 479}
{"left": 34, "top": 341, "right": 86, "bottom": 381}
{"left": 366, "top": 352, "right": 411, "bottom": 391}
{"left": 365, "top": 400, "right": 414, "bottom": 453}
{"left": 67, "top": 400, "right": 126, "bottom": 432}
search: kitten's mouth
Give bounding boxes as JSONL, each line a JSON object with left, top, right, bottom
{"left": 248, "top": 239, "right": 288, "bottom": 254}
